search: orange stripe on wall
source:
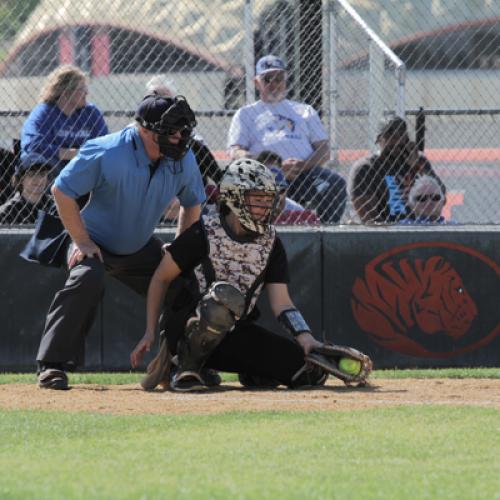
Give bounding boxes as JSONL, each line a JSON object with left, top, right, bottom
{"left": 338, "top": 148, "right": 500, "bottom": 163}
{"left": 213, "top": 149, "right": 500, "bottom": 163}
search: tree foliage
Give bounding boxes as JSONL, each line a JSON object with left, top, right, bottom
{"left": 0, "top": 0, "right": 41, "bottom": 40}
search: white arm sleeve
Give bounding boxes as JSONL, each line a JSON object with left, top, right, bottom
{"left": 227, "top": 108, "right": 250, "bottom": 149}
{"left": 306, "top": 106, "right": 328, "bottom": 144}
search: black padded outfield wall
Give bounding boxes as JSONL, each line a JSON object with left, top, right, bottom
{"left": 0, "top": 232, "right": 102, "bottom": 371}
{"left": 0, "top": 230, "right": 322, "bottom": 371}
{"left": 322, "top": 228, "right": 500, "bottom": 368}
{"left": 0, "top": 228, "right": 499, "bottom": 371}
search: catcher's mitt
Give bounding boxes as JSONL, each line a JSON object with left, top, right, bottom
{"left": 305, "top": 344, "right": 373, "bottom": 386}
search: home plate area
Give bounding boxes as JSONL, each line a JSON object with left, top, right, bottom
{"left": 1, "top": 378, "right": 499, "bottom": 415}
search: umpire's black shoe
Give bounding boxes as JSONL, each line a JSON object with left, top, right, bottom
{"left": 38, "top": 368, "right": 70, "bottom": 390}
{"left": 171, "top": 371, "right": 208, "bottom": 392}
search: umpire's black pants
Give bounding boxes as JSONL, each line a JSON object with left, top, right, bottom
{"left": 36, "top": 237, "right": 165, "bottom": 369}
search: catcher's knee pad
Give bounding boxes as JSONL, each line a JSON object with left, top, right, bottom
{"left": 199, "top": 281, "right": 245, "bottom": 334}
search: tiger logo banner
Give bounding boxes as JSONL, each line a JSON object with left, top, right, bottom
{"left": 351, "top": 242, "right": 499, "bottom": 358}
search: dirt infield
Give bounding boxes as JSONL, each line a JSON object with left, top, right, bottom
{"left": 1, "top": 378, "right": 499, "bottom": 415}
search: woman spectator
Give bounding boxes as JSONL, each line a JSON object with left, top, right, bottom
{"left": 21, "top": 65, "right": 108, "bottom": 177}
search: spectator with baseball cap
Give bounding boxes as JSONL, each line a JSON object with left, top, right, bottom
{"left": 227, "top": 54, "right": 347, "bottom": 223}
{"left": 349, "top": 116, "right": 446, "bottom": 224}
{"left": 0, "top": 153, "right": 52, "bottom": 224}
{"left": 34, "top": 93, "right": 206, "bottom": 390}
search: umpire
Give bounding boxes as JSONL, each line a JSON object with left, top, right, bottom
{"left": 36, "top": 94, "right": 206, "bottom": 390}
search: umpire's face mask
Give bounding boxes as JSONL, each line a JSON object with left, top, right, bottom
{"left": 139, "top": 95, "right": 197, "bottom": 162}
{"left": 155, "top": 122, "right": 194, "bottom": 161}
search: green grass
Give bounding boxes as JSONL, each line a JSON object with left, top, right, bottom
{"left": 0, "top": 407, "right": 498, "bottom": 499}
{"left": 0, "top": 371, "right": 238, "bottom": 385}
{"left": 373, "top": 367, "right": 500, "bottom": 379}
{"left": 1, "top": 368, "right": 499, "bottom": 385}
{"left": 1, "top": 371, "right": 498, "bottom": 498}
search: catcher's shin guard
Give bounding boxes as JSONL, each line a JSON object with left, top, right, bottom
{"left": 173, "top": 282, "right": 245, "bottom": 390}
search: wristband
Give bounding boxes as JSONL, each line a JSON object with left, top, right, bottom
{"left": 278, "top": 308, "right": 311, "bottom": 337}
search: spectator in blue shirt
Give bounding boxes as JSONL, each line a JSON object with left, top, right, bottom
{"left": 21, "top": 65, "right": 108, "bottom": 177}
{"left": 36, "top": 94, "right": 206, "bottom": 391}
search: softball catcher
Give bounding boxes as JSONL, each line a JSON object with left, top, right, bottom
{"left": 132, "top": 159, "right": 372, "bottom": 391}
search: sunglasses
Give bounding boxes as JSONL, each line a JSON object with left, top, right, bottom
{"left": 158, "top": 124, "right": 192, "bottom": 137}
{"left": 261, "top": 74, "right": 285, "bottom": 84}
{"left": 415, "top": 194, "right": 442, "bottom": 202}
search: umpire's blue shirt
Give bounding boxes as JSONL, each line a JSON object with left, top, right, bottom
{"left": 55, "top": 126, "right": 206, "bottom": 255}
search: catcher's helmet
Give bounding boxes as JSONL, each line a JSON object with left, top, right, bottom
{"left": 219, "top": 158, "right": 281, "bottom": 235}
{"left": 136, "top": 94, "right": 197, "bottom": 160}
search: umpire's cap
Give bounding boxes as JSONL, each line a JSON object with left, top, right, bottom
{"left": 135, "top": 94, "right": 196, "bottom": 133}
{"left": 376, "top": 116, "right": 408, "bottom": 142}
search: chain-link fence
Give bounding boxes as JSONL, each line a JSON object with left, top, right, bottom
{"left": 0, "top": 0, "right": 498, "bottom": 227}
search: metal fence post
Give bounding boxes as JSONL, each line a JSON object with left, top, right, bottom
{"left": 369, "top": 38, "right": 384, "bottom": 150}
{"left": 327, "top": 0, "right": 338, "bottom": 164}
{"left": 396, "top": 64, "right": 406, "bottom": 119}
{"left": 244, "top": 0, "right": 255, "bottom": 105}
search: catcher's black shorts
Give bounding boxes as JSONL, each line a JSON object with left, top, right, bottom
{"left": 165, "top": 311, "right": 305, "bottom": 385}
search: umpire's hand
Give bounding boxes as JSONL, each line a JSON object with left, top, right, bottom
{"left": 68, "top": 240, "right": 103, "bottom": 269}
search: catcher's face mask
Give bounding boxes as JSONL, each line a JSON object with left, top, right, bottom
{"left": 219, "top": 158, "right": 280, "bottom": 235}
{"left": 137, "top": 95, "right": 197, "bottom": 161}
{"left": 244, "top": 190, "right": 279, "bottom": 227}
